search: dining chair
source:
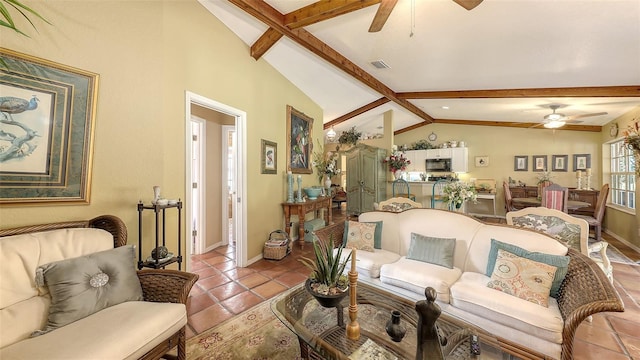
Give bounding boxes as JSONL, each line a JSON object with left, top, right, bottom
{"left": 392, "top": 179, "right": 416, "bottom": 201}
{"left": 541, "top": 183, "right": 569, "bottom": 213}
{"left": 506, "top": 206, "right": 613, "bottom": 282}
{"left": 377, "top": 197, "right": 422, "bottom": 212}
{"left": 502, "top": 181, "right": 516, "bottom": 212}
{"left": 431, "top": 180, "right": 448, "bottom": 209}
{"left": 574, "top": 184, "right": 610, "bottom": 242}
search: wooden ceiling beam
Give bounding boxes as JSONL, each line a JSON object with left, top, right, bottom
{"left": 369, "top": 0, "right": 398, "bottom": 32}
{"left": 285, "top": 0, "right": 381, "bottom": 29}
{"left": 324, "top": 98, "right": 390, "bottom": 129}
{"left": 394, "top": 118, "right": 601, "bottom": 135}
{"left": 229, "top": 0, "right": 435, "bottom": 124}
{"left": 250, "top": 28, "right": 283, "bottom": 60}
{"left": 397, "top": 86, "right": 640, "bottom": 99}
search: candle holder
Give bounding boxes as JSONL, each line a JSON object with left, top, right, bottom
{"left": 346, "top": 249, "right": 360, "bottom": 340}
{"left": 296, "top": 176, "right": 304, "bottom": 203}
{"left": 287, "top": 173, "right": 294, "bottom": 203}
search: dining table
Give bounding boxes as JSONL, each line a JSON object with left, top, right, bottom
{"left": 511, "top": 197, "right": 591, "bottom": 211}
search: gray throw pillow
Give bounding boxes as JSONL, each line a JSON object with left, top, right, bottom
{"left": 33, "top": 245, "right": 143, "bottom": 336}
{"left": 406, "top": 233, "right": 456, "bottom": 269}
{"left": 485, "top": 239, "right": 570, "bottom": 298}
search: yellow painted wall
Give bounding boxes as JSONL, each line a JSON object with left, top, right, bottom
{"left": 0, "top": 0, "right": 322, "bottom": 262}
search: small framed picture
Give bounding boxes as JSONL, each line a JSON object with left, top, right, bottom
{"left": 551, "top": 155, "right": 568, "bottom": 172}
{"left": 475, "top": 156, "right": 489, "bottom": 167}
{"left": 532, "top": 155, "right": 547, "bottom": 172}
{"left": 261, "top": 139, "right": 277, "bottom": 174}
{"left": 573, "top": 154, "right": 591, "bottom": 171}
{"left": 514, "top": 156, "right": 528, "bottom": 171}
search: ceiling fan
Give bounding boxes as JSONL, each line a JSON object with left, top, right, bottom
{"left": 369, "top": 0, "right": 483, "bottom": 32}
{"left": 542, "top": 104, "right": 608, "bottom": 129}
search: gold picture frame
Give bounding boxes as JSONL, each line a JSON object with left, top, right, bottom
{"left": 261, "top": 139, "right": 277, "bottom": 174}
{"left": 0, "top": 48, "right": 99, "bottom": 205}
{"left": 286, "top": 105, "right": 313, "bottom": 174}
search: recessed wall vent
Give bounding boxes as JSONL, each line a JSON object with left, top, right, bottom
{"left": 370, "top": 60, "right": 390, "bottom": 69}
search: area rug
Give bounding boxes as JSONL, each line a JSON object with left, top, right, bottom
{"left": 186, "top": 301, "right": 301, "bottom": 359}
{"left": 588, "top": 239, "right": 636, "bottom": 265}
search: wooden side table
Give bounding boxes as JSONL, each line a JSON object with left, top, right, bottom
{"left": 282, "top": 196, "right": 332, "bottom": 248}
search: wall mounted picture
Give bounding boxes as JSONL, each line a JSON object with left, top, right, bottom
{"left": 475, "top": 156, "right": 489, "bottom": 167}
{"left": 261, "top": 139, "right": 277, "bottom": 174}
{"left": 286, "top": 105, "right": 313, "bottom": 174}
{"left": 514, "top": 156, "right": 528, "bottom": 171}
{"left": 532, "top": 155, "right": 547, "bottom": 172}
{"left": 0, "top": 49, "right": 98, "bottom": 205}
{"left": 573, "top": 154, "right": 591, "bottom": 171}
{"left": 551, "top": 155, "right": 568, "bottom": 172}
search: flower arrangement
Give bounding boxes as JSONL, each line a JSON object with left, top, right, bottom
{"left": 384, "top": 152, "right": 411, "bottom": 172}
{"left": 442, "top": 181, "right": 477, "bottom": 209}
{"left": 536, "top": 170, "right": 554, "bottom": 184}
{"left": 623, "top": 117, "right": 640, "bottom": 153}
{"left": 312, "top": 140, "right": 341, "bottom": 184}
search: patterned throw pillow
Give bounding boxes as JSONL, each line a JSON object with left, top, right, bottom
{"left": 345, "top": 221, "right": 376, "bottom": 252}
{"left": 487, "top": 249, "right": 558, "bottom": 307}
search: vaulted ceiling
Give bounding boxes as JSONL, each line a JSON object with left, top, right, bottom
{"left": 200, "top": 0, "right": 640, "bottom": 137}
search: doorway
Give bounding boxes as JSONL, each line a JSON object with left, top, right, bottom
{"left": 185, "top": 91, "right": 247, "bottom": 269}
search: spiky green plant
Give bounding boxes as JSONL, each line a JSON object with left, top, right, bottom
{"left": 1, "top": 0, "right": 51, "bottom": 36}
{"left": 298, "top": 236, "right": 351, "bottom": 295}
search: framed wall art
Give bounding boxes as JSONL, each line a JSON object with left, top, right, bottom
{"left": 573, "top": 154, "right": 591, "bottom": 171}
{"left": 261, "top": 139, "right": 277, "bottom": 174}
{"left": 532, "top": 155, "right": 547, "bottom": 172}
{"left": 0, "top": 48, "right": 99, "bottom": 205}
{"left": 514, "top": 156, "right": 528, "bottom": 171}
{"left": 551, "top": 155, "right": 568, "bottom": 172}
{"left": 475, "top": 156, "right": 489, "bottom": 167}
{"left": 286, "top": 105, "right": 313, "bottom": 174}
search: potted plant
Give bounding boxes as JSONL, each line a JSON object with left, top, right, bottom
{"left": 337, "top": 126, "right": 361, "bottom": 150}
{"left": 299, "top": 237, "right": 351, "bottom": 308}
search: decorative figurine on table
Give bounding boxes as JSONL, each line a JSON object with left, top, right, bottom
{"left": 415, "top": 287, "right": 446, "bottom": 360}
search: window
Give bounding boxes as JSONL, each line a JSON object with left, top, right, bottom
{"left": 609, "top": 140, "right": 636, "bottom": 210}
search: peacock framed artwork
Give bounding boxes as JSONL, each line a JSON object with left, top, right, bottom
{"left": 0, "top": 48, "right": 99, "bottom": 204}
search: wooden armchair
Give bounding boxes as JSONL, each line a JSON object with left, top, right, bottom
{"left": 506, "top": 207, "right": 613, "bottom": 282}
{"left": 574, "top": 184, "right": 609, "bottom": 241}
{"left": 503, "top": 181, "right": 516, "bottom": 212}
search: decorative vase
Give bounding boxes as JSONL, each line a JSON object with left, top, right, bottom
{"left": 324, "top": 176, "right": 332, "bottom": 195}
{"left": 394, "top": 170, "right": 403, "bottom": 180}
{"left": 305, "top": 279, "right": 349, "bottom": 308}
{"left": 153, "top": 186, "right": 161, "bottom": 204}
{"left": 385, "top": 310, "right": 406, "bottom": 342}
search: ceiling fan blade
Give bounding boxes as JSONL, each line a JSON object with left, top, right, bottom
{"left": 369, "top": 0, "right": 398, "bottom": 32}
{"left": 452, "top": 0, "right": 483, "bottom": 11}
{"left": 565, "top": 112, "right": 608, "bottom": 121}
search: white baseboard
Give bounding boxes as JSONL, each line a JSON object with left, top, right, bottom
{"left": 604, "top": 229, "right": 640, "bottom": 254}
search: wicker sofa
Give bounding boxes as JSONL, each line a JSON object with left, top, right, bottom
{"left": 314, "top": 208, "right": 624, "bottom": 360}
{"left": 0, "top": 215, "right": 198, "bottom": 360}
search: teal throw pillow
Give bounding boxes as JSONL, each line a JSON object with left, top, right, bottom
{"left": 406, "top": 233, "right": 456, "bottom": 269}
{"left": 486, "top": 239, "right": 570, "bottom": 298}
{"left": 343, "top": 220, "right": 383, "bottom": 249}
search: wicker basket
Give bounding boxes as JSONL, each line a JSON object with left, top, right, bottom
{"left": 263, "top": 230, "right": 291, "bottom": 260}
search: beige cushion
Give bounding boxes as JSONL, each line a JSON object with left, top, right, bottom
{"left": 0, "top": 228, "right": 113, "bottom": 348}
{"left": 0, "top": 301, "right": 186, "bottom": 360}
{"left": 487, "top": 249, "right": 557, "bottom": 307}
{"left": 345, "top": 221, "right": 376, "bottom": 252}
{"left": 338, "top": 248, "right": 400, "bottom": 278}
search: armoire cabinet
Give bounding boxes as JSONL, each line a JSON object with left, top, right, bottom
{"left": 345, "top": 144, "right": 387, "bottom": 216}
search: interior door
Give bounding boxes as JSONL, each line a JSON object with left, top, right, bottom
{"left": 345, "top": 149, "right": 361, "bottom": 215}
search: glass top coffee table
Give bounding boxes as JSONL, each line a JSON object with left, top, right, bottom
{"left": 272, "top": 281, "right": 528, "bottom": 360}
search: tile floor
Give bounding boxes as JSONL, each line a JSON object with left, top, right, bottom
{"left": 186, "top": 207, "right": 640, "bottom": 359}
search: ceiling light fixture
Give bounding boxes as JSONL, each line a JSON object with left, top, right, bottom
{"left": 326, "top": 127, "right": 337, "bottom": 141}
{"left": 544, "top": 120, "right": 566, "bottom": 129}
{"left": 370, "top": 60, "right": 390, "bottom": 69}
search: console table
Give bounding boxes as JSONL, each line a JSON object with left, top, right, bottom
{"left": 282, "top": 196, "right": 332, "bottom": 248}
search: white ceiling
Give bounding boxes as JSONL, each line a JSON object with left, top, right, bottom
{"left": 199, "top": 0, "right": 640, "bottom": 137}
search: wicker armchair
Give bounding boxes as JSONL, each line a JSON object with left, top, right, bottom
{"left": 0, "top": 215, "right": 198, "bottom": 360}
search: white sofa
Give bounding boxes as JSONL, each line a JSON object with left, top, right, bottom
{"left": 314, "top": 208, "right": 623, "bottom": 360}
{"left": 0, "top": 215, "right": 198, "bottom": 360}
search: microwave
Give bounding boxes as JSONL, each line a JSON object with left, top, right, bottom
{"left": 425, "top": 158, "right": 452, "bottom": 172}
